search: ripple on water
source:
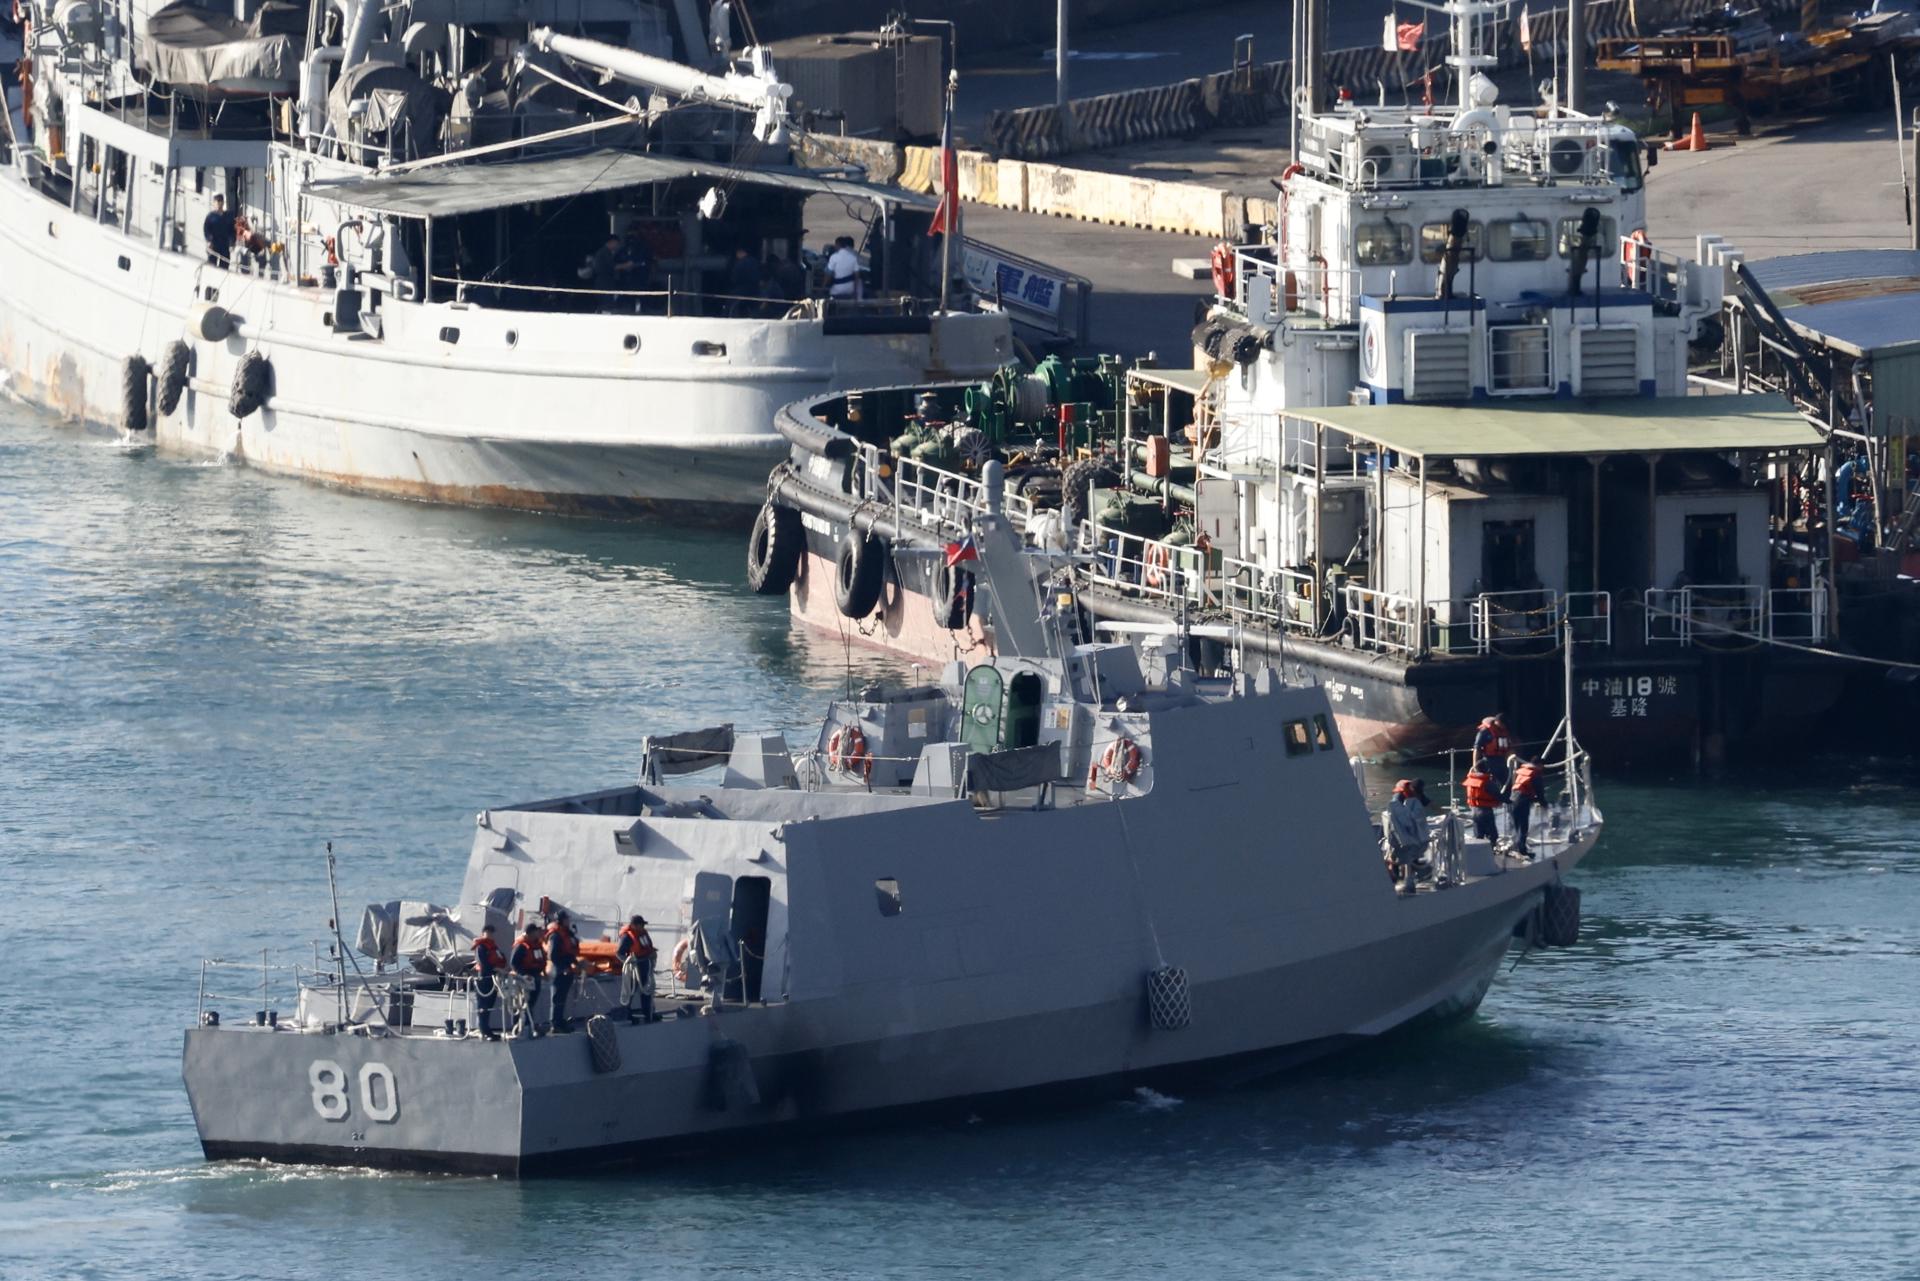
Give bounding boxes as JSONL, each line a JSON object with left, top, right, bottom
{"left": 2, "top": 399, "right": 1917, "bottom": 1279}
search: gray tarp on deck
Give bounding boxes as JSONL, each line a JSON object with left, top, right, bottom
{"left": 306, "top": 148, "right": 939, "bottom": 219}
{"left": 137, "top": 0, "right": 304, "bottom": 92}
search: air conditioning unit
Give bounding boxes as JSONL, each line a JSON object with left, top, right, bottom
{"left": 1357, "top": 140, "right": 1415, "bottom": 185}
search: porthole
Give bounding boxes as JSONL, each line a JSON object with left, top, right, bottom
{"left": 504, "top": 329, "right": 519, "bottom": 348}
{"left": 622, "top": 333, "right": 640, "bottom": 352}
{"left": 438, "top": 326, "right": 460, "bottom": 344}
{"left": 693, "top": 340, "right": 726, "bottom": 358}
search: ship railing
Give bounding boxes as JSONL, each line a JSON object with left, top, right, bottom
{"left": 1470, "top": 588, "right": 1563, "bottom": 654}
{"left": 1085, "top": 524, "right": 1208, "bottom": 605}
{"left": 852, "top": 442, "right": 1035, "bottom": 536}
{"left": 197, "top": 954, "right": 302, "bottom": 1028}
{"left": 1564, "top": 591, "right": 1613, "bottom": 646}
{"left": 1226, "top": 249, "right": 1355, "bottom": 325}
{"left": 430, "top": 274, "right": 817, "bottom": 318}
{"left": 1342, "top": 585, "right": 1422, "bottom": 656}
{"left": 1768, "top": 585, "right": 1827, "bottom": 643}
{"left": 1644, "top": 584, "right": 1767, "bottom": 646}
{"left": 1215, "top": 557, "right": 1319, "bottom": 637}
{"left": 1501, "top": 117, "right": 1619, "bottom": 185}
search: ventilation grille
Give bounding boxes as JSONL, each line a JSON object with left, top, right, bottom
{"left": 1580, "top": 328, "right": 1639, "bottom": 396}
{"left": 1406, "top": 329, "right": 1472, "bottom": 401}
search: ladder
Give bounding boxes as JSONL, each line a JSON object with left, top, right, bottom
{"left": 1887, "top": 483, "right": 1920, "bottom": 552}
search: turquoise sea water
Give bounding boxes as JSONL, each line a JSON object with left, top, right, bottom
{"left": 2, "top": 401, "right": 1917, "bottom": 1281}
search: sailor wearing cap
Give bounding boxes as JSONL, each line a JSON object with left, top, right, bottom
{"left": 617, "top": 914, "right": 658, "bottom": 1024}
{"left": 510, "top": 922, "right": 546, "bottom": 1037}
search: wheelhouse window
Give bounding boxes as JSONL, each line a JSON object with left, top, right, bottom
{"left": 1418, "top": 220, "right": 1482, "bottom": 264}
{"left": 874, "top": 878, "right": 903, "bottom": 917}
{"left": 1284, "top": 720, "right": 1315, "bottom": 757}
{"left": 1557, "top": 215, "right": 1618, "bottom": 260}
{"left": 1486, "top": 218, "right": 1550, "bottom": 262}
{"left": 1354, "top": 220, "right": 1414, "bottom": 266}
{"left": 1312, "top": 714, "right": 1335, "bottom": 751}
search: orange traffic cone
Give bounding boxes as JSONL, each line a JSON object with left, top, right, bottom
{"left": 1669, "top": 112, "right": 1709, "bottom": 152}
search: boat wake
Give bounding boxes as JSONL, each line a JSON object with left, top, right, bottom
{"left": 48, "top": 1160, "right": 413, "bottom": 1193}
{"left": 1128, "top": 1087, "right": 1185, "bottom": 1113}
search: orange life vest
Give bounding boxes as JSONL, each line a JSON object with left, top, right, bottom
{"left": 514, "top": 932, "right": 546, "bottom": 975}
{"left": 1476, "top": 718, "right": 1513, "bottom": 759}
{"left": 1464, "top": 771, "right": 1500, "bottom": 809}
{"left": 1512, "top": 762, "right": 1542, "bottom": 799}
{"left": 619, "top": 923, "right": 656, "bottom": 962}
{"left": 473, "top": 936, "right": 505, "bottom": 972}
{"left": 548, "top": 923, "right": 578, "bottom": 968}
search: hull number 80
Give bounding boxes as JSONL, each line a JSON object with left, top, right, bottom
{"left": 309, "top": 1060, "right": 399, "bottom": 1123}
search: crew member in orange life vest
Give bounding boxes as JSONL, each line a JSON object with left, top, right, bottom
{"left": 472, "top": 924, "right": 506, "bottom": 1041}
{"left": 510, "top": 921, "right": 546, "bottom": 1036}
{"left": 546, "top": 911, "right": 580, "bottom": 1033}
{"left": 1508, "top": 754, "right": 1544, "bottom": 857}
{"left": 617, "top": 914, "right": 658, "bottom": 1024}
{"left": 1473, "top": 714, "right": 1514, "bottom": 788}
{"left": 1464, "top": 762, "right": 1501, "bottom": 843}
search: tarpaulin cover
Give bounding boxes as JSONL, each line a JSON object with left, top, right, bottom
{"left": 137, "top": 0, "right": 304, "bottom": 92}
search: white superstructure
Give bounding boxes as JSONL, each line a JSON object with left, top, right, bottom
{"left": 0, "top": 2, "right": 1011, "bottom": 519}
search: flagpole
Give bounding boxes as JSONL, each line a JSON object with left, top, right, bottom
{"left": 939, "top": 69, "right": 956, "bottom": 315}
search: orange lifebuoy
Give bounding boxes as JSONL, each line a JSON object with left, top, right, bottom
{"left": 1209, "top": 242, "right": 1236, "bottom": 300}
{"left": 1620, "top": 228, "right": 1651, "bottom": 286}
{"left": 827, "top": 725, "right": 873, "bottom": 780}
{"left": 671, "top": 936, "right": 691, "bottom": 985}
{"left": 1087, "top": 736, "right": 1145, "bottom": 791}
{"left": 1143, "top": 542, "right": 1172, "bottom": 590}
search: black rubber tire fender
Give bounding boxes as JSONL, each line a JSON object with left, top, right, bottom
{"left": 228, "top": 350, "right": 272, "bottom": 419}
{"left": 156, "top": 340, "right": 191, "bottom": 416}
{"left": 585, "top": 1014, "right": 621, "bottom": 1074}
{"left": 120, "top": 354, "right": 151, "bottom": 432}
{"left": 1061, "top": 457, "right": 1122, "bottom": 532}
{"left": 833, "top": 531, "right": 885, "bottom": 619}
{"left": 930, "top": 561, "right": 974, "bottom": 631}
{"left": 745, "top": 502, "right": 804, "bottom": 595}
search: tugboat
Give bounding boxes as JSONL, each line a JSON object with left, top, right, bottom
{"left": 0, "top": 0, "right": 1019, "bottom": 519}
{"left": 750, "top": 0, "right": 1848, "bottom": 765}
{"left": 182, "top": 462, "right": 1597, "bottom": 1175}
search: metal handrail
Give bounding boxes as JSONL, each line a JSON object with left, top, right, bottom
{"left": 1564, "top": 591, "right": 1612, "bottom": 646}
{"left": 1085, "top": 523, "right": 1205, "bottom": 604}
{"left": 850, "top": 441, "right": 1036, "bottom": 537}
{"left": 1342, "top": 584, "right": 1421, "bottom": 656}
{"left": 1645, "top": 583, "right": 1767, "bottom": 646}
{"left": 1470, "top": 588, "right": 1562, "bottom": 653}
{"left": 1767, "top": 585, "right": 1827, "bottom": 643}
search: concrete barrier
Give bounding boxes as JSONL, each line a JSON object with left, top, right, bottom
{"left": 794, "top": 134, "right": 904, "bottom": 186}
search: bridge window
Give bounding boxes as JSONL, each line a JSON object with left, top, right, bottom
{"left": 874, "top": 878, "right": 903, "bottom": 917}
{"left": 1313, "top": 714, "right": 1335, "bottom": 751}
{"left": 1487, "top": 218, "right": 1550, "bottom": 262}
{"left": 1557, "top": 215, "right": 1617, "bottom": 260}
{"left": 1284, "top": 719, "right": 1314, "bottom": 757}
{"left": 1418, "top": 221, "right": 1481, "bottom": 264}
{"left": 1353, "top": 220, "right": 1413, "bottom": 266}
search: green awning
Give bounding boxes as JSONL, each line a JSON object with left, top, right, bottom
{"left": 1289, "top": 394, "right": 1820, "bottom": 458}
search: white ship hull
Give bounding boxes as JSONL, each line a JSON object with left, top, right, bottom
{"left": 0, "top": 174, "right": 1013, "bottom": 521}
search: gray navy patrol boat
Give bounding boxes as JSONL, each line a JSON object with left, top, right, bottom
{"left": 182, "top": 463, "right": 1599, "bottom": 1175}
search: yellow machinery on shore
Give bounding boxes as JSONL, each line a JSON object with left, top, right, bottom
{"left": 1597, "top": 2, "right": 1919, "bottom": 136}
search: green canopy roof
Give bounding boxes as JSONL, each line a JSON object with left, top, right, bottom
{"left": 1289, "top": 394, "right": 1819, "bottom": 458}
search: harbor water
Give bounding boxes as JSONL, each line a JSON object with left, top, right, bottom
{"left": 2, "top": 399, "right": 1917, "bottom": 1280}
